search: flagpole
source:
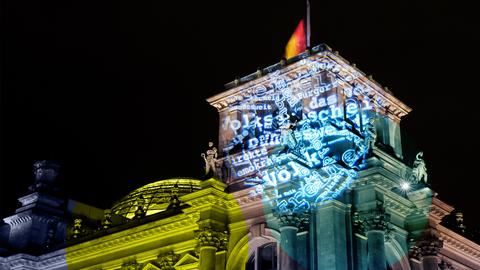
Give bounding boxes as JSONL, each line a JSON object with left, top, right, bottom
{"left": 306, "top": 0, "right": 311, "bottom": 48}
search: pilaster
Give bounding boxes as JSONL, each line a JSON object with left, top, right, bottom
{"left": 354, "top": 203, "right": 390, "bottom": 270}
{"left": 417, "top": 229, "right": 443, "bottom": 270}
{"left": 315, "top": 200, "right": 349, "bottom": 270}
{"left": 275, "top": 210, "right": 309, "bottom": 270}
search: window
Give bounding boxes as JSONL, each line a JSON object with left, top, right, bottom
{"left": 246, "top": 243, "right": 277, "bottom": 270}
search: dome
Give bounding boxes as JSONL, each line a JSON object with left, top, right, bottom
{"left": 111, "top": 178, "right": 202, "bottom": 219}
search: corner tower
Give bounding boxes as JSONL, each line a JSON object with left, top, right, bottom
{"left": 207, "top": 44, "right": 411, "bottom": 193}
{"left": 206, "top": 44, "right": 438, "bottom": 270}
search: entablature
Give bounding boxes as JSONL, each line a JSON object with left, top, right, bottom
{"left": 207, "top": 44, "right": 411, "bottom": 122}
{"left": 439, "top": 224, "right": 480, "bottom": 268}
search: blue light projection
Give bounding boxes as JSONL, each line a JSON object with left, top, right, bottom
{"left": 221, "top": 57, "right": 379, "bottom": 212}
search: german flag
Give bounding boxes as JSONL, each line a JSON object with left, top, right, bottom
{"left": 284, "top": 20, "right": 307, "bottom": 59}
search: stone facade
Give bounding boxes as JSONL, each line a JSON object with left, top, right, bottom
{"left": 1, "top": 44, "right": 479, "bottom": 270}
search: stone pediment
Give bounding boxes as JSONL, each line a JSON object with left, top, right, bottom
{"left": 173, "top": 253, "right": 199, "bottom": 269}
{"left": 142, "top": 263, "right": 161, "bottom": 270}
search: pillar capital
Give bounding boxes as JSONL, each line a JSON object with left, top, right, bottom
{"left": 276, "top": 211, "right": 310, "bottom": 229}
{"left": 156, "top": 252, "right": 180, "bottom": 270}
{"left": 438, "top": 260, "right": 454, "bottom": 270}
{"left": 194, "top": 227, "right": 229, "bottom": 251}
{"left": 409, "top": 229, "right": 443, "bottom": 270}
{"left": 409, "top": 245, "right": 423, "bottom": 261}
{"left": 353, "top": 202, "right": 390, "bottom": 234}
{"left": 417, "top": 230, "right": 443, "bottom": 257}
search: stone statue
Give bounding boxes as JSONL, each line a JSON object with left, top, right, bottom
{"left": 411, "top": 151, "right": 428, "bottom": 183}
{"left": 72, "top": 218, "right": 83, "bottom": 239}
{"left": 101, "top": 209, "right": 113, "bottom": 229}
{"left": 29, "top": 160, "right": 60, "bottom": 192}
{"left": 363, "top": 117, "right": 377, "bottom": 155}
{"left": 201, "top": 142, "right": 218, "bottom": 176}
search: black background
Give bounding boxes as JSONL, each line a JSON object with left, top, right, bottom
{"left": 1, "top": 0, "right": 479, "bottom": 228}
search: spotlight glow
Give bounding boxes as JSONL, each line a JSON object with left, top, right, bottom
{"left": 400, "top": 182, "right": 410, "bottom": 191}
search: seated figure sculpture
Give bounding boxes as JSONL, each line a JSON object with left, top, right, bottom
{"left": 411, "top": 151, "right": 428, "bottom": 184}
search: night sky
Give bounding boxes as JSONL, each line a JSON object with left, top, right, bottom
{"left": 1, "top": 1, "right": 479, "bottom": 227}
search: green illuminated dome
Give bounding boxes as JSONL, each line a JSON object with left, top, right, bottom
{"left": 111, "top": 178, "right": 202, "bottom": 219}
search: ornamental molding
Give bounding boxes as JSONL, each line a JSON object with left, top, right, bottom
{"left": 4, "top": 213, "right": 61, "bottom": 229}
{"left": 186, "top": 194, "right": 238, "bottom": 210}
{"left": 429, "top": 197, "right": 454, "bottom": 224}
{"left": 352, "top": 177, "right": 417, "bottom": 218}
{"left": 235, "top": 187, "right": 264, "bottom": 206}
{"left": 438, "top": 224, "right": 480, "bottom": 263}
{"left": 0, "top": 250, "right": 68, "bottom": 270}
{"left": 65, "top": 212, "right": 200, "bottom": 263}
{"left": 383, "top": 196, "right": 416, "bottom": 217}
{"left": 3, "top": 214, "right": 33, "bottom": 227}
{"left": 207, "top": 50, "right": 411, "bottom": 121}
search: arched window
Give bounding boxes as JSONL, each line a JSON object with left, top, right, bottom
{"left": 246, "top": 243, "right": 278, "bottom": 270}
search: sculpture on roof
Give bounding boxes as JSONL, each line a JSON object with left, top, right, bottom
{"left": 29, "top": 160, "right": 60, "bottom": 193}
{"left": 201, "top": 142, "right": 218, "bottom": 176}
{"left": 411, "top": 151, "right": 428, "bottom": 184}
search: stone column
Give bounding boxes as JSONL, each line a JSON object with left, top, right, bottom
{"left": 277, "top": 212, "right": 308, "bottom": 270}
{"left": 195, "top": 227, "right": 228, "bottom": 270}
{"left": 280, "top": 225, "right": 298, "bottom": 270}
{"left": 199, "top": 246, "right": 217, "bottom": 270}
{"left": 316, "top": 201, "right": 349, "bottom": 270}
{"left": 417, "top": 229, "right": 443, "bottom": 270}
{"left": 366, "top": 230, "right": 387, "bottom": 270}
{"left": 355, "top": 203, "right": 390, "bottom": 270}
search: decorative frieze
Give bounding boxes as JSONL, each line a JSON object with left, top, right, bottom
{"left": 187, "top": 195, "right": 238, "bottom": 209}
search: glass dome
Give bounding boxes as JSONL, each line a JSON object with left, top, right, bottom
{"left": 111, "top": 178, "right": 202, "bottom": 219}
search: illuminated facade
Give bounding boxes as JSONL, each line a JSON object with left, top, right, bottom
{"left": 1, "top": 44, "right": 480, "bottom": 270}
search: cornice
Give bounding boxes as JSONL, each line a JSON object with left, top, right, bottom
{"left": 207, "top": 49, "right": 411, "bottom": 122}
{"left": 186, "top": 194, "right": 239, "bottom": 210}
{"left": 3, "top": 215, "right": 33, "bottom": 227}
{"left": 0, "top": 250, "right": 67, "bottom": 270}
{"left": 438, "top": 224, "right": 480, "bottom": 263}
{"left": 65, "top": 212, "right": 200, "bottom": 264}
{"left": 429, "top": 197, "right": 454, "bottom": 225}
{"left": 233, "top": 186, "right": 264, "bottom": 207}
{"left": 383, "top": 196, "right": 415, "bottom": 218}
